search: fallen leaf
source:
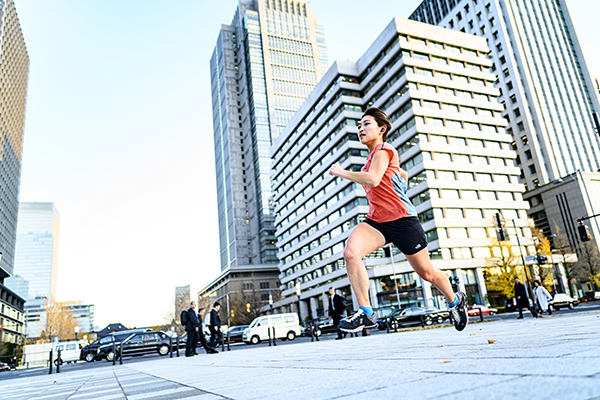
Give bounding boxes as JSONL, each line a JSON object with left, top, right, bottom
{"left": 286, "top": 365, "right": 293, "bottom": 368}
{"left": 487, "top": 339, "right": 496, "bottom": 344}
{"left": 470, "top": 333, "right": 475, "bottom": 336}
{"left": 439, "top": 360, "right": 453, "bottom": 363}
{"left": 438, "top": 345, "right": 444, "bottom": 347}
{"left": 53, "top": 381, "right": 57, "bottom": 384}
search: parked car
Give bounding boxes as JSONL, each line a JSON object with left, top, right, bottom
{"left": 243, "top": 313, "right": 302, "bottom": 344}
{"left": 505, "top": 298, "right": 517, "bottom": 312}
{"left": 226, "top": 325, "right": 249, "bottom": 343}
{"left": 383, "top": 307, "right": 448, "bottom": 330}
{"left": 97, "top": 331, "right": 182, "bottom": 362}
{"left": 467, "top": 305, "right": 497, "bottom": 316}
{"left": 0, "top": 362, "right": 9, "bottom": 372}
{"left": 317, "top": 317, "right": 340, "bottom": 334}
{"left": 80, "top": 329, "right": 149, "bottom": 362}
{"left": 549, "top": 293, "right": 579, "bottom": 311}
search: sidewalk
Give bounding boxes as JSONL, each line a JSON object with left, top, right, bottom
{"left": 2, "top": 311, "right": 599, "bottom": 400}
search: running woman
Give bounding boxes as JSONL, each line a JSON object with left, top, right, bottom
{"left": 329, "top": 107, "right": 468, "bottom": 333}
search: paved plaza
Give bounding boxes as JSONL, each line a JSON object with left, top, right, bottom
{"left": 2, "top": 310, "right": 599, "bottom": 400}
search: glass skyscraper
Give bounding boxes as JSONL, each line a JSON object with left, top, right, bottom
{"left": 11, "top": 203, "right": 60, "bottom": 300}
{"left": 0, "top": 0, "right": 30, "bottom": 282}
{"left": 210, "top": 0, "right": 327, "bottom": 271}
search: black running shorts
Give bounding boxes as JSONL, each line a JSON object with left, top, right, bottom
{"left": 364, "top": 216, "right": 427, "bottom": 256}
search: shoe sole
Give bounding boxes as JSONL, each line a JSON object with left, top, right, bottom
{"left": 339, "top": 323, "right": 377, "bottom": 333}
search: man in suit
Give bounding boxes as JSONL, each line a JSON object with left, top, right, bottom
{"left": 197, "top": 307, "right": 218, "bottom": 354}
{"left": 328, "top": 287, "right": 346, "bottom": 340}
{"left": 209, "top": 302, "right": 222, "bottom": 348}
{"left": 514, "top": 277, "right": 537, "bottom": 319}
{"left": 184, "top": 301, "right": 200, "bottom": 357}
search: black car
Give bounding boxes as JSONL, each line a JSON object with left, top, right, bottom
{"left": 383, "top": 307, "right": 448, "bottom": 330}
{"left": 80, "top": 329, "right": 147, "bottom": 362}
{"left": 226, "top": 325, "right": 249, "bottom": 343}
{"left": 97, "top": 331, "right": 181, "bottom": 362}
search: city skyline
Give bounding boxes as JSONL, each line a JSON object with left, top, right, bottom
{"left": 12, "top": 0, "right": 600, "bottom": 328}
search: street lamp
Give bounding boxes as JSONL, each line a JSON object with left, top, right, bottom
{"left": 388, "top": 244, "right": 401, "bottom": 311}
{"left": 295, "top": 283, "right": 301, "bottom": 321}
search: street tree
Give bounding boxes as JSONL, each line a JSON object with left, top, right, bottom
{"left": 38, "top": 298, "right": 79, "bottom": 342}
{"left": 551, "top": 225, "right": 579, "bottom": 297}
{"left": 484, "top": 237, "right": 520, "bottom": 298}
{"left": 575, "top": 241, "right": 600, "bottom": 291}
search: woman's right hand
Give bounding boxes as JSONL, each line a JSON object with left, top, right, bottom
{"left": 329, "top": 163, "right": 345, "bottom": 177}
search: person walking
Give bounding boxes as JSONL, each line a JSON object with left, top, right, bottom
{"left": 197, "top": 307, "right": 218, "bottom": 354}
{"left": 533, "top": 280, "right": 553, "bottom": 316}
{"left": 184, "top": 301, "right": 200, "bottom": 357}
{"left": 209, "top": 302, "right": 223, "bottom": 348}
{"left": 514, "top": 277, "right": 536, "bottom": 319}
{"left": 328, "top": 287, "right": 346, "bottom": 340}
{"left": 328, "top": 107, "right": 468, "bottom": 333}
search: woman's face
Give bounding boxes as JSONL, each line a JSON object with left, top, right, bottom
{"left": 357, "top": 115, "right": 383, "bottom": 145}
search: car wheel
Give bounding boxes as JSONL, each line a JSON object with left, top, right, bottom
{"left": 437, "top": 316, "right": 444, "bottom": 324}
{"left": 158, "top": 344, "right": 169, "bottom": 356}
{"left": 568, "top": 303, "right": 574, "bottom": 310}
{"left": 287, "top": 331, "right": 296, "bottom": 341}
{"left": 106, "top": 351, "right": 115, "bottom": 362}
{"left": 54, "top": 358, "right": 63, "bottom": 366}
{"left": 424, "top": 316, "right": 433, "bottom": 326}
{"left": 489, "top": 311, "right": 495, "bottom": 316}
{"left": 314, "top": 329, "right": 322, "bottom": 337}
{"left": 389, "top": 321, "right": 399, "bottom": 331}
{"left": 250, "top": 335, "right": 260, "bottom": 345}
{"left": 85, "top": 353, "right": 95, "bottom": 363}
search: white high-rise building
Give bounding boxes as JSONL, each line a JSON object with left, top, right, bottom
{"left": 270, "top": 18, "right": 534, "bottom": 317}
{"left": 408, "top": 0, "right": 600, "bottom": 237}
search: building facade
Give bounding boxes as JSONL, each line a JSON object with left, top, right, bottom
{"left": 270, "top": 18, "right": 535, "bottom": 319}
{"left": 9, "top": 203, "right": 60, "bottom": 300}
{"left": 0, "top": 0, "right": 30, "bottom": 283}
{"left": 408, "top": 0, "right": 600, "bottom": 236}
{"left": 174, "top": 284, "right": 190, "bottom": 314}
{"left": 209, "top": 0, "right": 328, "bottom": 271}
{"left": 0, "top": 283, "right": 25, "bottom": 344}
{"left": 23, "top": 298, "right": 95, "bottom": 338}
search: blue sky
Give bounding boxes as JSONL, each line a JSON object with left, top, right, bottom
{"left": 13, "top": 0, "right": 599, "bottom": 329}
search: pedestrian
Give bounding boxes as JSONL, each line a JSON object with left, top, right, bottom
{"left": 197, "top": 307, "right": 219, "bottom": 354}
{"left": 514, "top": 277, "right": 536, "bottom": 319}
{"left": 209, "top": 302, "right": 223, "bottom": 348}
{"left": 533, "top": 280, "right": 553, "bottom": 316}
{"left": 184, "top": 301, "right": 200, "bottom": 357}
{"left": 328, "top": 107, "right": 468, "bottom": 333}
{"left": 328, "top": 287, "right": 346, "bottom": 340}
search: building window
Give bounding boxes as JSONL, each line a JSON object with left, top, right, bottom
{"left": 529, "top": 164, "right": 537, "bottom": 174}
{"left": 525, "top": 150, "right": 532, "bottom": 159}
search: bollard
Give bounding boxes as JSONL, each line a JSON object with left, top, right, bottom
{"left": 420, "top": 314, "right": 425, "bottom": 327}
{"left": 227, "top": 331, "right": 230, "bottom": 351}
{"left": 221, "top": 332, "right": 225, "bottom": 352}
{"left": 176, "top": 336, "right": 180, "bottom": 357}
{"left": 112, "top": 342, "right": 116, "bottom": 366}
{"left": 56, "top": 349, "right": 61, "bottom": 373}
{"left": 169, "top": 336, "right": 173, "bottom": 358}
{"left": 268, "top": 326, "right": 272, "bottom": 346}
{"left": 315, "top": 325, "right": 319, "bottom": 342}
{"left": 272, "top": 327, "right": 276, "bottom": 346}
{"left": 478, "top": 308, "right": 483, "bottom": 322}
{"left": 48, "top": 350, "right": 53, "bottom": 375}
{"left": 119, "top": 342, "right": 124, "bottom": 365}
{"left": 310, "top": 325, "right": 314, "bottom": 342}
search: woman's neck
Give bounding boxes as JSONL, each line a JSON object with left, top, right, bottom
{"left": 367, "top": 139, "right": 384, "bottom": 153}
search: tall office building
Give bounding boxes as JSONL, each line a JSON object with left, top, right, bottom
{"left": 408, "top": 0, "right": 600, "bottom": 236}
{"left": 271, "top": 18, "right": 533, "bottom": 317}
{"left": 10, "top": 203, "right": 60, "bottom": 300}
{"left": 0, "top": 0, "right": 30, "bottom": 282}
{"left": 210, "top": 0, "right": 327, "bottom": 271}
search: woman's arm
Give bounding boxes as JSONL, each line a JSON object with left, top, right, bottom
{"left": 329, "top": 149, "right": 391, "bottom": 187}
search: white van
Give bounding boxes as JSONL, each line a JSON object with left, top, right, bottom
{"left": 243, "top": 313, "right": 301, "bottom": 344}
{"left": 53, "top": 340, "right": 85, "bottom": 365}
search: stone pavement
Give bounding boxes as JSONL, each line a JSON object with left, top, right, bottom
{"left": 2, "top": 310, "right": 600, "bottom": 400}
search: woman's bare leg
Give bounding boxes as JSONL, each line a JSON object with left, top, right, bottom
{"left": 405, "top": 248, "right": 456, "bottom": 303}
{"left": 344, "top": 223, "right": 386, "bottom": 308}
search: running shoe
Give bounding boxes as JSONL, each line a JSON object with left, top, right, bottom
{"left": 449, "top": 291, "right": 469, "bottom": 331}
{"left": 339, "top": 310, "right": 378, "bottom": 333}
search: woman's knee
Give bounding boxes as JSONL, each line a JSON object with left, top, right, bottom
{"left": 343, "top": 245, "right": 362, "bottom": 264}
